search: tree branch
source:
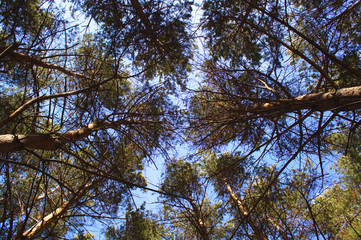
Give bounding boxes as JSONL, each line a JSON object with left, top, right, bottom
{"left": 245, "top": 0, "right": 361, "bottom": 78}
{"left": 248, "top": 86, "right": 361, "bottom": 114}
{"left": 223, "top": 179, "right": 268, "bottom": 240}
{"left": 22, "top": 181, "right": 97, "bottom": 239}
{"left": 0, "top": 118, "right": 156, "bottom": 153}
{"left": 0, "top": 77, "right": 115, "bottom": 128}
{"left": 1, "top": 47, "right": 91, "bottom": 81}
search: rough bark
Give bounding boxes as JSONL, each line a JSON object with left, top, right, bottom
{"left": 0, "top": 120, "right": 103, "bottom": 153}
{"left": 249, "top": 86, "right": 361, "bottom": 114}
{"left": 0, "top": 119, "right": 147, "bottom": 153}
{"left": 223, "top": 179, "right": 268, "bottom": 240}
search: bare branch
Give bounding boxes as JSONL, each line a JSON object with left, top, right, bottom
{"left": 0, "top": 77, "right": 115, "bottom": 128}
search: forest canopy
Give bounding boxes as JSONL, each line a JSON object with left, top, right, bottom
{"left": 1, "top": 0, "right": 361, "bottom": 239}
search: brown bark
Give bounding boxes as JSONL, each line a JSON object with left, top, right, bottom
{"left": 188, "top": 197, "right": 210, "bottom": 240}
{"left": 0, "top": 47, "right": 90, "bottom": 81}
{"left": 0, "top": 120, "right": 104, "bottom": 153}
{"left": 0, "top": 119, "right": 147, "bottom": 153}
{"left": 223, "top": 179, "right": 268, "bottom": 240}
{"left": 249, "top": 86, "right": 361, "bottom": 114}
{"left": 129, "top": 0, "right": 164, "bottom": 53}
{"left": 265, "top": 214, "right": 289, "bottom": 240}
{"left": 21, "top": 181, "right": 96, "bottom": 239}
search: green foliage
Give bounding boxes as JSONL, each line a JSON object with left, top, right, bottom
{"left": 160, "top": 158, "right": 231, "bottom": 239}
{"left": 105, "top": 204, "right": 162, "bottom": 240}
{"left": 0, "top": 0, "right": 58, "bottom": 43}
{"left": 1, "top": 0, "right": 361, "bottom": 238}
{"left": 313, "top": 184, "right": 361, "bottom": 239}
{"left": 202, "top": 0, "right": 282, "bottom": 67}
{"left": 74, "top": 230, "right": 95, "bottom": 240}
{"left": 0, "top": 0, "right": 182, "bottom": 238}
{"left": 311, "top": 130, "right": 361, "bottom": 239}
{"left": 203, "top": 151, "right": 248, "bottom": 193}
{"left": 161, "top": 159, "right": 202, "bottom": 199}
{"left": 78, "top": 0, "right": 194, "bottom": 88}
{"left": 202, "top": 152, "right": 322, "bottom": 239}
{"left": 329, "top": 130, "right": 361, "bottom": 186}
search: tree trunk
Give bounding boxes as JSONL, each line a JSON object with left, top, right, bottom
{"left": 1, "top": 47, "right": 90, "bottom": 81}
{"left": 188, "top": 197, "right": 210, "bottom": 240}
{"left": 129, "top": 0, "right": 163, "bottom": 53}
{"left": 223, "top": 179, "right": 268, "bottom": 240}
{"left": 250, "top": 86, "right": 361, "bottom": 114}
{"left": 21, "top": 181, "right": 97, "bottom": 239}
{"left": 265, "top": 214, "right": 289, "bottom": 240}
{"left": 0, "top": 119, "right": 148, "bottom": 153}
{"left": 0, "top": 119, "right": 105, "bottom": 153}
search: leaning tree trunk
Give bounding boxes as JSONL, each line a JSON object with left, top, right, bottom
{"left": 188, "top": 197, "right": 211, "bottom": 240}
{"left": 0, "top": 119, "right": 106, "bottom": 153}
{"left": 250, "top": 86, "right": 361, "bottom": 114}
{"left": 21, "top": 180, "right": 99, "bottom": 239}
{"left": 0, "top": 119, "right": 149, "bottom": 153}
{"left": 223, "top": 179, "right": 268, "bottom": 240}
{"left": 265, "top": 213, "right": 289, "bottom": 240}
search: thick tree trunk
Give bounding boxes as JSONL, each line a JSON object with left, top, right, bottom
{"left": 251, "top": 86, "right": 361, "bottom": 114}
{"left": 223, "top": 179, "right": 268, "bottom": 240}
{"left": 0, "top": 119, "right": 105, "bottom": 153}
{"left": 0, "top": 118, "right": 153, "bottom": 153}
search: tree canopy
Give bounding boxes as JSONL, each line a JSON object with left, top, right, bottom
{"left": 1, "top": 0, "right": 361, "bottom": 239}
